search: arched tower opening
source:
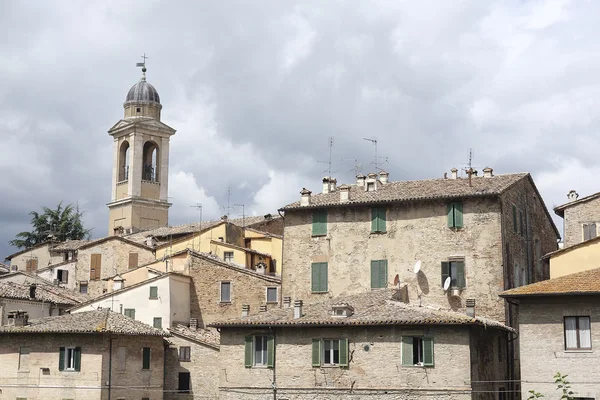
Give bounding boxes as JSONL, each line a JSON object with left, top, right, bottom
{"left": 118, "top": 141, "right": 130, "bottom": 181}
{"left": 142, "top": 141, "right": 159, "bottom": 182}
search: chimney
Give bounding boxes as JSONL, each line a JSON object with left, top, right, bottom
{"left": 472, "top": 170, "right": 478, "bottom": 176}
{"left": 145, "top": 236, "right": 155, "bottom": 247}
{"left": 283, "top": 296, "right": 291, "bottom": 308}
{"left": 483, "top": 167, "right": 494, "bottom": 178}
{"left": 189, "top": 318, "right": 198, "bottom": 330}
{"left": 13, "top": 310, "right": 29, "bottom": 327}
{"left": 29, "top": 284, "right": 36, "bottom": 299}
{"left": 450, "top": 168, "right": 458, "bottom": 179}
{"left": 567, "top": 190, "right": 579, "bottom": 201}
{"left": 379, "top": 170, "right": 389, "bottom": 184}
{"left": 112, "top": 276, "right": 125, "bottom": 291}
{"left": 300, "top": 188, "right": 312, "bottom": 206}
{"left": 466, "top": 299, "right": 476, "bottom": 318}
{"left": 259, "top": 305, "right": 268, "bottom": 313}
{"left": 322, "top": 177, "right": 331, "bottom": 194}
{"left": 339, "top": 184, "right": 350, "bottom": 202}
{"left": 294, "top": 300, "right": 303, "bottom": 319}
{"left": 242, "top": 304, "right": 250, "bottom": 317}
{"left": 356, "top": 174, "right": 366, "bottom": 187}
{"left": 329, "top": 178, "right": 337, "bottom": 192}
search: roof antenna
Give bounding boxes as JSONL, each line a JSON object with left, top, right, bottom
{"left": 342, "top": 157, "right": 363, "bottom": 176}
{"left": 317, "top": 137, "right": 335, "bottom": 177}
{"left": 189, "top": 203, "right": 202, "bottom": 252}
{"left": 363, "top": 137, "right": 388, "bottom": 173}
{"left": 463, "top": 148, "right": 475, "bottom": 187}
{"left": 136, "top": 53, "right": 148, "bottom": 80}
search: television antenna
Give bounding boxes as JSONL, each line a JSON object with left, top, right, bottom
{"left": 234, "top": 204, "right": 245, "bottom": 228}
{"left": 342, "top": 157, "right": 363, "bottom": 176}
{"left": 221, "top": 186, "right": 233, "bottom": 217}
{"left": 317, "top": 137, "right": 335, "bottom": 176}
{"left": 363, "top": 137, "right": 388, "bottom": 172}
{"left": 189, "top": 203, "right": 203, "bottom": 252}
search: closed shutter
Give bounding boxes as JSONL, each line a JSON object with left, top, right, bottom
{"left": 519, "top": 211, "right": 524, "bottom": 235}
{"left": 312, "top": 210, "right": 327, "bottom": 236}
{"left": 90, "top": 254, "right": 102, "bottom": 280}
{"left": 267, "top": 335, "right": 275, "bottom": 368}
{"left": 447, "top": 203, "right": 454, "bottom": 228}
{"left": 370, "top": 260, "right": 379, "bottom": 289}
{"left": 584, "top": 224, "right": 591, "bottom": 241}
{"left": 423, "top": 337, "right": 434, "bottom": 367}
{"left": 379, "top": 260, "right": 387, "bottom": 288}
{"left": 401, "top": 337, "right": 413, "bottom": 366}
{"left": 149, "top": 286, "right": 158, "bottom": 299}
{"left": 339, "top": 338, "right": 349, "bottom": 367}
{"left": 244, "top": 336, "right": 253, "bottom": 368}
{"left": 311, "top": 339, "right": 321, "bottom": 367}
{"left": 371, "top": 208, "right": 386, "bottom": 232}
{"left": 26, "top": 259, "right": 38, "bottom": 273}
{"left": 512, "top": 205, "right": 517, "bottom": 232}
{"left": 63, "top": 270, "right": 69, "bottom": 284}
{"left": 311, "top": 263, "right": 328, "bottom": 293}
{"left": 59, "top": 347, "right": 65, "bottom": 371}
{"left": 74, "top": 347, "right": 81, "bottom": 371}
{"left": 124, "top": 309, "right": 135, "bottom": 319}
{"left": 128, "top": 253, "right": 138, "bottom": 269}
{"left": 592, "top": 223, "right": 598, "bottom": 239}
{"left": 441, "top": 262, "right": 450, "bottom": 287}
{"left": 456, "top": 262, "right": 466, "bottom": 288}
{"left": 454, "top": 203, "right": 463, "bottom": 228}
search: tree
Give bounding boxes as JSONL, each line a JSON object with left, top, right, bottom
{"left": 9, "top": 202, "right": 92, "bottom": 249}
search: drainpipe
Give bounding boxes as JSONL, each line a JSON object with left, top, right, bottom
{"left": 277, "top": 209, "right": 285, "bottom": 307}
{"left": 270, "top": 327, "right": 277, "bottom": 400}
{"left": 108, "top": 336, "right": 113, "bottom": 400}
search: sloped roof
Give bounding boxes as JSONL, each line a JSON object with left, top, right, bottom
{"left": 210, "top": 290, "right": 513, "bottom": 332}
{"left": 189, "top": 251, "right": 281, "bottom": 284}
{"left": 210, "top": 240, "right": 271, "bottom": 258}
{"left": 50, "top": 240, "right": 92, "bottom": 251}
{"left": 554, "top": 191, "right": 600, "bottom": 217}
{"left": 500, "top": 267, "right": 600, "bottom": 297}
{"left": 0, "top": 309, "right": 167, "bottom": 336}
{"left": 280, "top": 173, "right": 528, "bottom": 211}
{"left": 542, "top": 235, "right": 600, "bottom": 260}
{"left": 169, "top": 324, "right": 220, "bottom": 349}
{"left": 5, "top": 241, "right": 54, "bottom": 260}
{"left": 0, "top": 281, "right": 82, "bottom": 305}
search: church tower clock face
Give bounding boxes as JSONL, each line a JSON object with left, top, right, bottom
{"left": 106, "top": 62, "right": 176, "bottom": 236}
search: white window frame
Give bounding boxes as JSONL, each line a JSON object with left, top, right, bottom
{"left": 266, "top": 287, "right": 278, "bottom": 304}
{"left": 411, "top": 337, "right": 424, "bottom": 366}
{"left": 65, "top": 347, "right": 77, "bottom": 371}
{"left": 322, "top": 339, "right": 340, "bottom": 366}
{"left": 223, "top": 251, "right": 234, "bottom": 263}
{"left": 564, "top": 316, "right": 592, "bottom": 350}
{"left": 220, "top": 281, "right": 232, "bottom": 303}
{"left": 254, "top": 335, "right": 268, "bottom": 366}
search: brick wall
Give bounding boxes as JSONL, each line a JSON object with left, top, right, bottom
{"left": 563, "top": 197, "right": 600, "bottom": 248}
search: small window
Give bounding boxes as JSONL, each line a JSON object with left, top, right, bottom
{"left": 142, "top": 347, "right": 151, "bottom": 370}
{"left": 57, "top": 269, "right": 68, "bottom": 283}
{"left": 366, "top": 182, "right": 375, "bottom": 192}
{"left": 136, "top": 107, "right": 141, "bottom": 113}
{"left": 312, "top": 210, "right": 327, "bottom": 236}
{"left": 179, "top": 346, "right": 191, "bottom": 361}
{"left": 244, "top": 335, "right": 274, "bottom": 368}
{"left": 220, "top": 282, "right": 231, "bottom": 302}
{"left": 59, "top": 347, "right": 81, "bottom": 371}
{"left": 79, "top": 283, "right": 88, "bottom": 294}
{"left": 311, "top": 338, "right": 348, "bottom": 367}
{"left": 178, "top": 371, "right": 190, "bottom": 393}
{"left": 371, "top": 208, "right": 386, "bottom": 233}
{"left": 583, "top": 223, "right": 597, "bottom": 241}
{"left": 224, "top": 251, "right": 234, "bottom": 263}
{"left": 441, "top": 260, "right": 466, "bottom": 289}
{"left": 370, "top": 260, "right": 388, "bottom": 289}
{"left": 153, "top": 317, "right": 162, "bottom": 329}
{"left": 311, "top": 262, "right": 328, "bottom": 293}
{"left": 149, "top": 286, "right": 158, "bottom": 299}
{"left": 266, "top": 287, "right": 278, "bottom": 303}
{"left": 447, "top": 202, "right": 463, "bottom": 228}
{"left": 401, "top": 336, "right": 434, "bottom": 367}
{"left": 564, "top": 316, "right": 591, "bottom": 350}
{"left": 19, "top": 347, "right": 30, "bottom": 371}
{"left": 124, "top": 308, "right": 135, "bottom": 319}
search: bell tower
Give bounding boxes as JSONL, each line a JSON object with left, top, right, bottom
{"left": 107, "top": 62, "right": 176, "bottom": 235}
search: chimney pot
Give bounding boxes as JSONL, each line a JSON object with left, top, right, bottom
{"left": 466, "top": 299, "right": 476, "bottom": 318}
{"left": 189, "top": 318, "right": 198, "bottom": 330}
{"left": 322, "top": 177, "right": 330, "bottom": 194}
{"left": 379, "top": 170, "right": 389, "bottom": 184}
{"left": 483, "top": 167, "right": 493, "bottom": 178}
{"left": 242, "top": 304, "right": 250, "bottom": 317}
{"left": 339, "top": 184, "right": 350, "bottom": 202}
{"left": 329, "top": 178, "right": 337, "bottom": 192}
{"left": 567, "top": 190, "right": 579, "bottom": 201}
{"left": 450, "top": 168, "right": 458, "bottom": 180}
{"left": 294, "top": 300, "right": 303, "bottom": 319}
{"left": 356, "top": 174, "right": 366, "bottom": 187}
{"left": 300, "top": 188, "right": 312, "bottom": 206}
{"left": 283, "top": 296, "right": 291, "bottom": 308}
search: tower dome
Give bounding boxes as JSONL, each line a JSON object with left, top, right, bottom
{"left": 123, "top": 67, "right": 162, "bottom": 120}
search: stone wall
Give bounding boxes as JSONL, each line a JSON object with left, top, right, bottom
{"left": 218, "top": 325, "right": 504, "bottom": 400}
{"left": 188, "top": 255, "right": 281, "bottom": 328}
{"left": 10, "top": 243, "right": 63, "bottom": 273}
{"left": 519, "top": 296, "right": 600, "bottom": 399}
{"left": 0, "top": 333, "right": 164, "bottom": 400}
{"left": 563, "top": 196, "right": 600, "bottom": 248}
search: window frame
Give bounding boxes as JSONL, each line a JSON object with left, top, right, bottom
{"left": 142, "top": 347, "right": 151, "bottom": 370}
{"left": 266, "top": 287, "right": 278, "bottom": 304}
{"left": 223, "top": 251, "right": 234, "bottom": 263}
{"left": 254, "top": 335, "right": 269, "bottom": 367}
{"left": 59, "top": 346, "right": 81, "bottom": 372}
{"left": 220, "top": 281, "right": 232, "bottom": 303}
{"left": 564, "top": 316, "right": 592, "bottom": 350}
{"left": 178, "top": 371, "right": 191, "bottom": 393}
{"left": 583, "top": 223, "right": 597, "bottom": 241}
{"left": 441, "top": 260, "right": 466, "bottom": 289}
{"left": 401, "top": 336, "right": 434, "bottom": 367}
{"left": 322, "top": 339, "right": 341, "bottom": 366}
{"left": 149, "top": 286, "right": 158, "bottom": 299}
{"left": 447, "top": 202, "right": 463, "bottom": 229}
{"left": 123, "top": 308, "right": 135, "bottom": 319}
{"left": 311, "top": 262, "right": 328, "bottom": 293}
{"left": 244, "top": 335, "right": 274, "bottom": 368}
{"left": 179, "top": 346, "right": 191, "bottom": 362}
{"left": 371, "top": 207, "right": 387, "bottom": 233}
{"left": 153, "top": 317, "right": 162, "bottom": 329}
{"left": 312, "top": 338, "right": 349, "bottom": 368}
{"left": 370, "top": 260, "right": 388, "bottom": 289}
{"left": 79, "top": 283, "right": 88, "bottom": 294}
{"left": 311, "top": 209, "right": 328, "bottom": 237}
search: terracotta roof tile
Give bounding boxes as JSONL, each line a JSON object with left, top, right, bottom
{"left": 0, "top": 281, "right": 82, "bottom": 305}
{"left": 169, "top": 324, "right": 220, "bottom": 348}
{"left": 500, "top": 267, "right": 600, "bottom": 297}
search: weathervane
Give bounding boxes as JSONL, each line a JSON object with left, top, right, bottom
{"left": 136, "top": 53, "right": 148, "bottom": 79}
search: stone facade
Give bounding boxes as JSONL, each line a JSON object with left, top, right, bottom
{"left": 218, "top": 325, "right": 507, "bottom": 400}
{"left": 188, "top": 254, "right": 281, "bottom": 328}
{"left": 7, "top": 243, "right": 64, "bottom": 274}
{"left": 0, "top": 333, "right": 165, "bottom": 400}
{"left": 518, "top": 296, "right": 600, "bottom": 399}
{"left": 561, "top": 196, "right": 600, "bottom": 248}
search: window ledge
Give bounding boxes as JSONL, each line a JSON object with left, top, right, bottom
{"left": 149, "top": 297, "right": 158, "bottom": 300}
{"left": 220, "top": 301, "right": 232, "bottom": 304}
{"left": 266, "top": 301, "right": 278, "bottom": 304}
{"left": 311, "top": 234, "right": 327, "bottom": 238}
{"left": 320, "top": 364, "right": 342, "bottom": 368}
{"left": 252, "top": 365, "right": 270, "bottom": 369}
{"left": 370, "top": 231, "right": 387, "bottom": 235}
{"left": 311, "top": 291, "right": 329, "bottom": 294}
{"left": 564, "top": 349, "right": 593, "bottom": 353}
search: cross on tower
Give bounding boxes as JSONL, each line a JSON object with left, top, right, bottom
{"left": 136, "top": 53, "right": 149, "bottom": 68}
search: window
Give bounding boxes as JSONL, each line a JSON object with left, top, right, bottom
{"left": 564, "top": 316, "right": 591, "bottom": 350}
{"left": 311, "top": 338, "right": 348, "bottom": 367}
{"left": 220, "top": 282, "right": 231, "bottom": 302}
{"left": 312, "top": 210, "right": 327, "bottom": 236}
{"left": 59, "top": 347, "right": 81, "bottom": 371}
{"left": 19, "top": 347, "right": 30, "bottom": 371}
{"left": 149, "top": 286, "right": 158, "bottom": 299}
{"left": 512, "top": 205, "right": 517, "bottom": 232}
{"left": 90, "top": 254, "right": 102, "bottom": 280}
{"left": 117, "top": 347, "right": 126, "bottom": 371}
{"left": 311, "top": 262, "right": 328, "bottom": 293}
{"left": 124, "top": 308, "right": 136, "bottom": 319}
{"left": 224, "top": 251, "right": 234, "bottom": 263}
{"left": 128, "top": 252, "right": 138, "bottom": 269}
{"left": 153, "top": 317, "right": 162, "bottom": 329}
{"left": 178, "top": 371, "right": 190, "bottom": 393}
{"left": 244, "top": 335, "right": 274, "bottom": 368}
{"left": 401, "top": 337, "right": 434, "bottom": 367}
{"left": 366, "top": 182, "right": 375, "bottom": 192}
{"left": 142, "top": 347, "right": 151, "bottom": 370}
{"left": 25, "top": 258, "right": 38, "bottom": 273}
{"left": 371, "top": 208, "right": 386, "bottom": 233}
{"left": 136, "top": 107, "right": 141, "bottom": 113}
{"left": 57, "top": 269, "right": 68, "bottom": 283}
{"left": 519, "top": 210, "right": 524, "bottom": 235}
{"left": 584, "top": 223, "right": 597, "bottom": 241}
{"left": 266, "top": 287, "right": 278, "bottom": 303}
{"left": 79, "top": 283, "right": 88, "bottom": 294}
{"left": 179, "top": 346, "right": 191, "bottom": 361}
{"left": 441, "top": 260, "right": 465, "bottom": 288}
{"left": 370, "top": 260, "right": 388, "bottom": 289}
{"left": 447, "top": 202, "right": 463, "bottom": 228}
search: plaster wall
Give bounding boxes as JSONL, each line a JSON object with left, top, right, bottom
{"left": 563, "top": 196, "right": 600, "bottom": 248}
{"left": 154, "top": 224, "right": 228, "bottom": 259}
{"left": 0, "top": 299, "right": 57, "bottom": 326}
{"left": 37, "top": 261, "right": 77, "bottom": 290}
{"left": 10, "top": 244, "right": 63, "bottom": 273}
{"left": 549, "top": 240, "right": 600, "bottom": 278}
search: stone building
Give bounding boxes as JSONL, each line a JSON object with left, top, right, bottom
{"left": 0, "top": 309, "right": 166, "bottom": 400}
{"left": 554, "top": 189, "right": 600, "bottom": 248}
{"left": 211, "top": 289, "right": 512, "bottom": 400}
{"left": 279, "top": 170, "right": 559, "bottom": 323}
{"left": 501, "top": 268, "right": 600, "bottom": 399}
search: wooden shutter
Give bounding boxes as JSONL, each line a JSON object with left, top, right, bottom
{"left": 312, "top": 339, "right": 321, "bottom": 367}
{"left": 401, "top": 337, "right": 413, "bottom": 366}
{"left": 26, "top": 259, "right": 31, "bottom": 273}
{"left": 267, "top": 335, "right": 275, "bottom": 368}
{"left": 244, "top": 336, "right": 253, "bottom": 368}
{"left": 584, "top": 224, "right": 591, "bottom": 241}
{"left": 320, "top": 263, "right": 328, "bottom": 293}
{"left": 311, "top": 263, "right": 319, "bottom": 292}
{"left": 142, "top": 348, "right": 151, "bottom": 370}
{"left": 311, "top": 263, "right": 328, "bottom": 293}
{"left": 26, "top": 259, "right": 37, "bottom": 273}
{"left": 512, "top": 205, "right": 517, "bottom": 232}
{"left": 63, "top": 270, "right": 69, "bottom": 284}
{"left": 423, "top": 337, "right": 434, "bottom": 367}
{"left": 59, "top": 347, "right": 65, "bottom": 371}
{"left": 454, "top": 203, "right": 463, "bottom": 228}
{"left": 370, "top": 260, "right": 379, "bottom": 289}
{"left": 456, "top": 262, "right": 466, "bottom": 288}
{"left": 591, "top": 224, "right": 598, "bottom": 240}
{"left": 339, "top": 338, "right": 349, "bottom": 367}
{"left": 149, "top": 286, "right": 158, "bottom": 299}
{"left": 312, "top": 210, "right": 327, "bottom": 236}
{"left": 519, "top": 210, "right": 524, "bottom": 235}
{"left": 447, "top": 203, "right": 454, "bottom": 228}
{"left": 371, "top": 208, "right": 378, "bottom": 232}
{"left": 380, "top": 260, "right": 387, "bottom": 288}
{"left": 31, "top": 259, "right": 38, "bottom": 272}
{"left": 128, "top": 253, "right": 138, "bottom": 269}
{"left": 90, "top": 254, "right": 102, "bottom": 280}
{"left": 441, "top": 262, "right": 450, "bottom": 287}
{"left": 74, "top": 347, "right": 81, "bottom": 371}
{"left": 379, "top": 208, "right": 386, "bottom": 232}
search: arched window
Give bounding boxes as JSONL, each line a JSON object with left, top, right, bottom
{"left": 118, "top": 141, "right": 130, "bottom": 181}
{"left": 142, "top": 141, "right": 159, "bottom": 182}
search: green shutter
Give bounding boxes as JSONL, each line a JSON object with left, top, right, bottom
{"left": 379, "top": 208, "right": 386, "bottom": 232}
{"left": 380, "top": 260, "right": 388, "bottom": 288}
{"left": 312, "top": 210, "right": 327, "bottom": 236}
{"left": 142, "top": 348, "right": 150, "bottom": 370}
{"left": 74, "top": 347, "right": 81, "bottom": 372}
{"left": 519, "top": 210, "right": 524, "bottom": 235}
{"left": 447, "top": 204, "right": 454, "bottom": 228}
{"left": 267, "top": 336, "right": 275, "bottom": 368}
{"left": 456, "top": 262, "right": 466, "bottom": 288}
{"left": 312, "top": 262, "right": 328, "bottom": 292}
{"left": 312, "top": 339, "right": 321, "bottom": 367}
{"left": 423, "top": 337, "right": 434, "bottom": 367}
{"left": 244, "top": 336, "right": 253, "bottom": 368}
{"left": 320, "top": 263, "right": 328, "bottom": 292}
{"left": 149, "top": 286, "right": 158, "bottom": 299}
{"left": 512, "top": 205, "right": 517, "bottom": 232}
{"left": 441, "top": 262, "right": 450, "bottom": 287}
{"left": 311, "top": 263, "right": 319, "bottom": 292}
{"left": 339, "top": 338, "right": 349, "bottom": 367}
{"left": 370, "top": 260, "right": 379, "bottom": 289}
{"left": 371, "top": 208, "right": 378, "bottom": 232}
{"left": 59, "top": 347, "right": 65, "bottom": 371}
{"left": 454, "top": 203, "right": 463, "bottom": 228}
{"left": 401, "top": 337, "right": 413, "bottom": 366}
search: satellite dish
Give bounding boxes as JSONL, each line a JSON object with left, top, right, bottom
{"left": 443, "top": 277, "right": 451, "bottom": 291}
{"left": 413, "top": 260, "right": 422, "bottom": 274}
{"left": 393, "top": 274, "right": 400, "bottom": 286}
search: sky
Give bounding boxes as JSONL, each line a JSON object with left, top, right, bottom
{"left": 1, "top": 0, "right": 597, "bottom": 259}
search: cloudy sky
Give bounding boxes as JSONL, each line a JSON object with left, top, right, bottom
{"left": 1, "top": 0, "right": 596, "bottom": 258}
